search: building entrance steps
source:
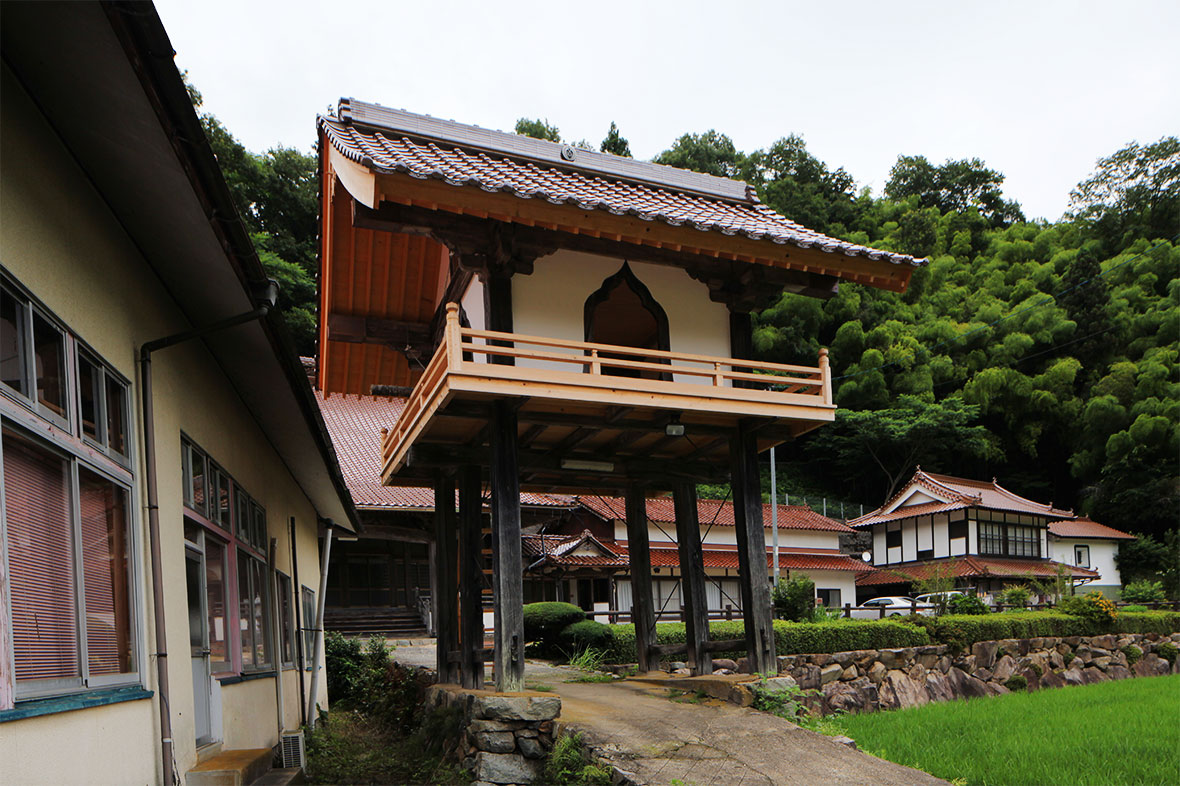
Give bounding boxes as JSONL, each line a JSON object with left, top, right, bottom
{"left": 392, "top": 644, "right": 945, "bottom": 785}
{"left": 185, "top": 749, "right": 273, "bottom": 786}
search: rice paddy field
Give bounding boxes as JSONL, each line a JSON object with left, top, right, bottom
{"left": 833, "top": 675, "right": 1180, "bottom": 786}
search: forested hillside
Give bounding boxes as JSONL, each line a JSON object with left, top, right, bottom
{"left": 194, "top": 90, "right": 1178, "bottom": 579}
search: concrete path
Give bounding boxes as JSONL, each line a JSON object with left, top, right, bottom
{"left": 391, "top": 644, "right": 944, "bottom": 786}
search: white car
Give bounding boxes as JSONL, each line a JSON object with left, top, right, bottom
{"left": 914, "top": 591, "right": 967, "bottom": 615}
{"left": 851, "top": 596, "right": 922, "bottom": 619}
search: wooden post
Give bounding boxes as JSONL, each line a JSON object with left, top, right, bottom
{"left": 673, "top": 482, "right": 712, "bottom": 676}
{"left": 458, "top": 465, "right": 485, "bottom": 689}
{"left": 433, "top": 475, "right": 459, "bottom": 684}
{"left": 624, "top": 484, "right": 657, "bottom": 673}
{"left": 484, "top": 273, "right": 514, "bottom": 366}
{"left": 730, "top": 423, "right": 776, "bottom": 674}
{"left": 490, "top": 400, "right": 525, "bottom": 691}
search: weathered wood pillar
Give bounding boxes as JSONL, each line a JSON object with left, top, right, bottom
{"left": 624, "top": 483, "right": 657, "bottom": 673}
{"left": 490, "top": 400, "right": 525, "bottom": 691}
{"left": 458, "top": 464, "right": 485, "bottom": 689}
{"left": 433, "top": 474, "right": 460, "bottom": 684}
{"left": 731, "top": 422, "right": 776, "bottom": 674}
{"left": 673, "top": 481, "right": 711, "bottom": 676}
{"left": 483, "top": 272, "right": 514, "bottom": 366}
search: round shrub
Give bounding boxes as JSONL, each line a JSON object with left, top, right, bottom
{"left": 1157, "top": 642, "right": 1178, "bottom": 667}
{"left": 557, "top": 619, "right": 614, "bottom": 657}
{"left": 1121, "top": 580, "right": 1166, "bottom": 605}
{"left": 773, "top": 575, "right": 816, "bottom": 622}
{"left": 947, "top": 594, "right": 990, "bottom": 615}
{"left": 1121, "top": 645, "right": 1142, "bottom": 666}
{"left": 1060, "top": 591, "right": 1119, "bottom": 629}
{"left": 1004, "top": 674, "right": 1028, "bottom": 692}
{"left": 523, "top": 602, "right": 586, "bottom": 646}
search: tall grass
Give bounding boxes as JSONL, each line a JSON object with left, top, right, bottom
{"left": 835, "top": 675, "right": 1180, "bottom": 786}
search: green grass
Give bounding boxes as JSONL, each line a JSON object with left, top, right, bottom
{"left": 834, "top": 675, "right": 1180, "bottom": 786}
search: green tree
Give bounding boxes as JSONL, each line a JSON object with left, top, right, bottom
{"left": 514, "top": 117, "right": 561, "bottom": 142}
{"left": 654, "top": 130, "right": 745, "bottom": 178}
{"left": 885, "top": 154, "right": 1024, "bottom": 226}
{"left": 1068, "top": 136, "right": 1180, "bottom": 252}
{"left": 810, "top": 396, "right": 1000, "bottom": 500}
{"left": 745, "top": 134, "right": 859, "bottom": 234}
{"left": 600, "top": 121, "right": 632, "bottom": 157}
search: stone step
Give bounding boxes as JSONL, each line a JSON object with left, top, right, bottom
{"left": 186, "top": 748, "right": 272, "bottom": 786}
{"left": 251, "top": 767, "right": 306, "bottom": 785}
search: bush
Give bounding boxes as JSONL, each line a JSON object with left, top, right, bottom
{"left": 904, "top": 610, "right": 1180, "bottom": 651}
{"left": 603, "top": 618, "right": 928, "bottom": 663}
{"left": 999, "top": 584, "right": 1032, "bottom": 608}
{"left": 947, "top": 594, "right": 990, "bottom": 615}
{"left": 524, "top": 602, "right": 586, "bottom": 643}
{"left": 1122, "top": 580, "right": 1167, "bottom": 604}
{"left": 544, "top": 733, "right": 612, "bottom": 786}
{"left": 324, "top": 631, "right": 365, "bottom": 706}
{"left": 1004, "top": 674, "right": 1028, "bottom": 691}
{"left": 557, "top": 620, "right": 614, "bottom": 657}
{"left": 1121, "top": 645, "right": 1142, "bottom": 666}
{"left": 1121, "top": 604, "right": 1150, "bottom": 612}
{"left": 1157, "top": 642, "right": 1178, "bottom": 667}
{"left": 773, "top": 574, "right": 816, "bottom": 622}
{"left": 1060, "top": 591, "right": 1119, "bottom": 630}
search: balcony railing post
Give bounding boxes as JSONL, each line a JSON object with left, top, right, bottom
{"left": 445, "top": 302, "right": 462, "bottom": 369}
{"left": 713, "top": 362, "right": 724, "bottom": 387}
{"left": 590, "top": 348, "right": 600, "bottom": 375}
{"left": 818, "top": 347, "right": 832, "bottom": 405}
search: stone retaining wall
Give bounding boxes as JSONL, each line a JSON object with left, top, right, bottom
{"left": 746, "top": 632, "right": 1178, "bottom": 715}
{"left": 424, "top": 685, "right": 561, "bottom": 785}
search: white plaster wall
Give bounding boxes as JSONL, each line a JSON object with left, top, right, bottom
{"left": 933, "top": 518, "right": 950, "bottom": 558}
{"left": 873, "top": 527, "right": 886, "bottom": 565}
{"left": 805, "top": 570, "right": 858, "bottom": 609}
{"left": 510, "top": 252, "right": 731, "bottom": 382}
{"left": 1051, "top": 539, "right": 1122, "bottom": 587}
{"left": 0, "top": 67, "right": 326, "bottom": 782}
{"left": 461, "top": 277, "right": 486, "bottom": 331}
{"left": 612, "top": 520, "right": 839, "bottom": 552}
{"left": 900, "top": 520, "right": 916, "bottom": 562}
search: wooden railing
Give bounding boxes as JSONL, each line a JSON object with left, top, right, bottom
{"left": 382, "top": 303, "right": 833, "bottom": 466}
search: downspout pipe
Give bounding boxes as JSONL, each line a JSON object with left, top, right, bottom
{"left": 290, "top": 516, "right": 307, "bottom": 727}
{"left": 139, "top": 285, "right": 277, "bottom": 785}
{"left": 306, "top": 523, "right": 335, "bottom": 727}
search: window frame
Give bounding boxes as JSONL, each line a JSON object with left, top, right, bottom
{"left": 1074, "top": 544, "right": 1090, "bottom": 568}
{"left": 276, "top": 571, "right": 295, "bottom": 669}
{"left": 181, "top": 437, "right": 273, "bottom": 676}
{"left": 1, "top": 420, "right": 141, "bottom": 702}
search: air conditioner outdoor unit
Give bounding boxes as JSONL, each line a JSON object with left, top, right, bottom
{"left": 280, "top": 730, "right": 305, "bottom": 769}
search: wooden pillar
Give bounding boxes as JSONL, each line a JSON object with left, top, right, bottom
{"left": 490, "top": 400, "right": 525, "bottom": 691}
{"left": 731, "top": 423, "right": 777, "bottom": 674}
{"left": 458, "top": 465, "right": 485, "bottom": 688}
{"left": 624, "top": 484, "right": 657, "bottom": 673}
{"left": 483, "top": 273, "right": 514, "bottom": 366}
{"left": 673, "top": 482, "right": 711, "bottom": 676}
{"left": 433, "top": 474, "right": 460, "bottom": 684}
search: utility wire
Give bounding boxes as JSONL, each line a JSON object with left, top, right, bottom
{"left": 832, "top": 234, "right": 1178, "bottom": 382}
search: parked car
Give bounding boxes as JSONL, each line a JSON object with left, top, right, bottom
{"left": 914, "top": 591, "right": 967, "bottom": 615}
{"left": 850, "top": 596, "right": 921, "bottom": 619}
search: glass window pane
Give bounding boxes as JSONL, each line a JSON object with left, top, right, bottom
{"left": 236, "top": 487, "right": 250, "bottom": 541}
{"left": 206, "top": 539, "right": 229, "bottom": 669}
{"left": 278, "top": 574, "right": 293, "bottom": 664}
{"left": 79, "top": 468, "right": 134, "bottom": 676}
{"left": 105, "top": 375, "right": 127, "bottom": 456}
{"left": 251, "top": 559, "right": 269, "bottom": 668}
{"left": 212, "top": 467, "right": 230, "bottom": 530}
{"left": 239, "top": 551, "right": 254, "bottom": 668}
{"left": 187, "top": 552, "right": 205, "bottom": 652}
{"left": 1, "top": 286, "right": 26, "bottom": 395}
{"left": 78, "top": 355, "right": 101, "bottom": 442}
{"left": 253, "top": 503, "right": 266, "bottom": 549}
{"left": 190, "top": 446, "right": 207, "bottom": 516}
{"left": 31, "top": 311, "right": 66, "bottom": 417}
{"left": 301, "top": 586, "right": 316, "bottom": 664}
{"left": 3, "top": 429, "right": 80, "bottom": 684}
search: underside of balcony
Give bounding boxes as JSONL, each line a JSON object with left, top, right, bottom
{"left": 380, "top": 305, "right": 834, "bottom": 494}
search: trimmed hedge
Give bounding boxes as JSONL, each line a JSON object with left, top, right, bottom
{"left": 903, "top": 610, "right": 1180, "bottom": 651}
{"left": 603, "top": 619, "right": 929, "bottom": 663}
{"left": 523, "top": 602, "right": 586, "bottom": 645}
{"left": 556, "top": 619, "right": 615, "bottom": 656}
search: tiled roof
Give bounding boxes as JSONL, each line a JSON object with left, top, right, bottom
{"left": 1048, "top": 518, "right": 1135, "bottom": 540}
{"left": 319, "top": 101, "right": 923, "bottom": 271}
{"left": 577, "top": 496, "right": 852, "bottom": 532}
{"left": 850, "top": 469, "right": 1076, "bottom": 528}
{"left": 315, "top": 391, "right": 575, "bottom": 509}
{"left": 648, "top": 547, "right": 865, "bottom": 572}
{"left": 856, "top": 557, "right": 1099, "bottom": 586}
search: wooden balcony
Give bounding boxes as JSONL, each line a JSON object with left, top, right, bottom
{"left": 380, "top": 304, "right": 834, "bottom": 492}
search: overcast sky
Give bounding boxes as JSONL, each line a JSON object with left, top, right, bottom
{"left": 156, "top": 0, "right": 1179, "bottom": 222}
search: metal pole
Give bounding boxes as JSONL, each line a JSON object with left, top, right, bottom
{"left": 306, "top": 525, "right": 335, "bottom": 727}
{"left": 770, "top": 448, "right": 780, "bottom": 583}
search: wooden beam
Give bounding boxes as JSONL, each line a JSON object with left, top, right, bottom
{"left": 458, "top": 465, "right": 485, "bottom": 689}
{"left": 731, "top": 422, "right": 776, "bottom": 674}
{"left": 625, "top": 484, "right": 657, "bottom": 673}
{"left": 327, "top": 313, "right": 435, "bottom": 362}
{"left": 490, "top": 401, "right": 525, "bottom": 691}
{"left": 673, "top": 482, "right": 712, "bottom": 676}
{"left": 433, "top": 475, "right": 460, "bottom": 684}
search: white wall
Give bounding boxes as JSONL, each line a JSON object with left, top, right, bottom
{"left": 1050, "top": 538, "right": 1122, "bottom": 588}
{"left": 510, "top": 251, "right": 731, "bottom": 379}
{"left": 612, "top": 520, "right": 840, "bottom": 551}
{"left": 0, "top": 65, "right": 325, "bottom": 783}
